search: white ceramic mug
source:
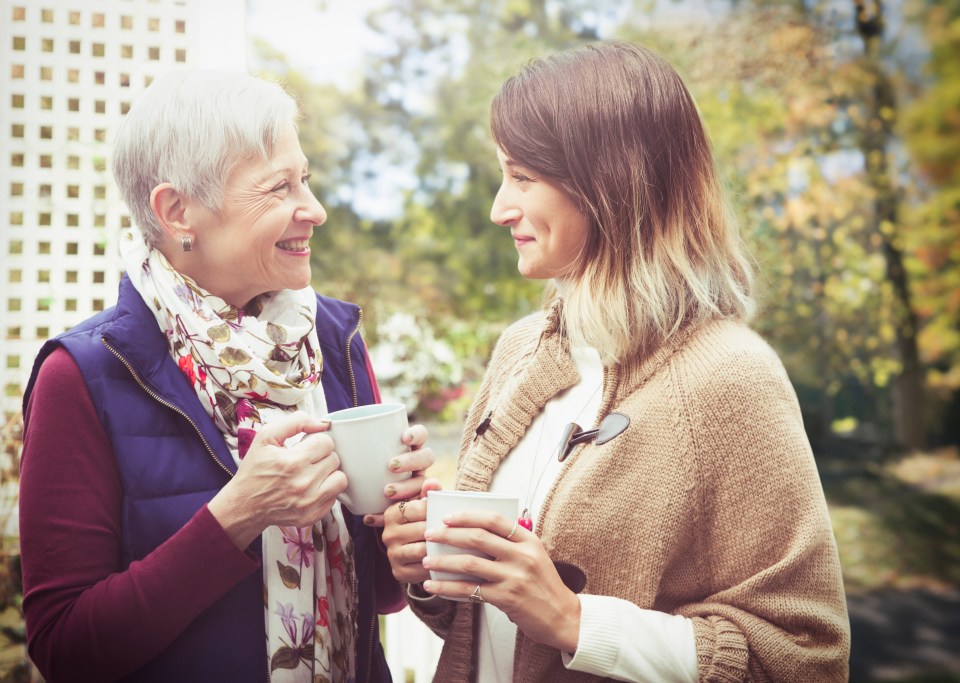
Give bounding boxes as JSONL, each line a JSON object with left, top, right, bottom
{"left": 425, "top": 490, "right": 519, "bottom": 599}
{"left": 327, "top": 402, "right": 411, "bottom": 515}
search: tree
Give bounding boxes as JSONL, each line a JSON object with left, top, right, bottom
{"left": 900, "top": 0, "right": 960, "bottom": 442}
{"left": 251, "top": 1, "right": 958, "bottom": 447}
{"left": 852, "top": 0, "right": 926, "bottom": 449}
{"left": 626, "top": 0, "right": 944, "bottom": 450}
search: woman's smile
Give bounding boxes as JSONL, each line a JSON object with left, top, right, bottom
{"left": 276, "top": 237, "right": 312, "bottom": 254}
{"left": 512, "top": 232, "right": 536, "bottom": 249}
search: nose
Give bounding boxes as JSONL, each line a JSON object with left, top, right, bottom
{"left": 296, "top": 184, "right": 327, "bottom": 226}
{"left": 490, "top": 185, "right": 521, "bottom": 226}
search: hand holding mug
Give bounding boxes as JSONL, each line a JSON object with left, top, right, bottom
{"left": 421, "top": 505, "right": 582, "bottom": 652}
{"left": 362, "top": 424, "right": 435, "bottom": 527}
{"left": 325, "top": 403, "right": 434, "bottom": 521}
{"left": 381, "top": 478, "right": 443, "bottom": 584}
{"left": 208, "top": 411, "right": 347, "bottom": 549}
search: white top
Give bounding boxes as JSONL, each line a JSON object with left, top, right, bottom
{"left": 476, "top": 346, "right": 699, "bottom": 682}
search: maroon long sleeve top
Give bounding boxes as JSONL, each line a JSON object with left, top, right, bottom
{"left": 19, "top": 348, "right": 404, "bottom": 680}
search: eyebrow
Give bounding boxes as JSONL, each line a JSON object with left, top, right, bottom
{"left": 501, "top": 156, "right": 525, "bottom": 170}
{"left": 255, "top": 159, "right": 309, "bottom": 186}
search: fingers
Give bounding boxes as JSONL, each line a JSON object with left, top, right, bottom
{"left": 380, "top": 498, "right": 426, "bottom": 534}
{"left": 277, "top": 459, "right": 348, "bottom": 525}
{"left": 428, "top": 511, "right": 525, "bottom": 549}
{"left": 362, "top": 513, "right": 386, "bottom": 527}
{"left": 421, "top": 577, "right": 489, "bottom": 602}
{"left": 296, "top": 431, "right": 338, "bottom": 465}
{"left": 381, "top": 498, "right": 432, "bottom": 583}
{"left": 402, "top": 424, "right": 429, "bottom": 450}
{"left": 384, "top": 475, "right": 428, "bottom": 504}
{"left": 420, "top": 478, "right": 443, "bottom": 499}
{"left": 254, "top": 411, "right": 330, "bottom": 447}
{"left": 231, "top": 421, "right": 346, "bottom": 530}
{"left": 311, "top": 468, "right": 348, "bottom": 518}
{"left": 388, "top": 446, "right": 435, "bottom": 475}
{"left": 389, "top": 536, "right": 430, "bottom": 584}
{"left": 394, "top": 539, "right": 429, "bottom": 569}
{"left": 392, "top": 556, "right": 430, "bottom": 584}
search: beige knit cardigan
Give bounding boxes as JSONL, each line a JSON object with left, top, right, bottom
{"left": 410, "top": 306, "right": 850, "bottom": 682}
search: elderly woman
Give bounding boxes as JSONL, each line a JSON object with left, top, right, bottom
{"left": 19, "top": 70, "right": 431, "bottom": 682}
{"left": 382, "top": 41, "right": 850, "bottom": 682}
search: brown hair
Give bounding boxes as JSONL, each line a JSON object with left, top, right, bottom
{"left": 491, "top": 41, "right": 754, "bottom": 362}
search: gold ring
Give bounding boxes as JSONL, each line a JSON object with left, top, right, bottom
{"left": 505, "top": 520, "right": 519, "bottom": 540}
{"left": 468, "top": 584, "right": 484, "bottom": 604}
{"left": 398, "top": 500, "right": 410, "bottom": 524}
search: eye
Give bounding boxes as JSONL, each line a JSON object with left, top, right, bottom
{"left": 301, "top": 173, "right": 312, "bottom": 186}
{"left": 512, "top": 173, "right": 533, "bottom": 184}
{"left": 270, "top": 180, "right": 290, "bottom": 193}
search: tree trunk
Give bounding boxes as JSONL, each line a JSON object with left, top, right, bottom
{"left": 853, "top": 0, "right": 926, "bottom": 450}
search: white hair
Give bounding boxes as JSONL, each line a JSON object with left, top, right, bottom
{"left": 112, "top": 70, "right": 299, "bottom": 246}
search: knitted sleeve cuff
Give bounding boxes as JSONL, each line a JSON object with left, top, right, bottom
{"left": 562, "top": 594, "right": 620, "bottom": 673}
{"left": 563, "top": 594, "right": 698, "bottom": 682}
{"left": 692, "top": 615, "right": 749, "bottom": 683}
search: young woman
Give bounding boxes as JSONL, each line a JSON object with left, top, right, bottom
{"left": 381, "top": 41, "right": 850, "bottom": 682}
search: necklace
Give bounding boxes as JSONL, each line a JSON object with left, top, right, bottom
{"left": 518, "top": 382, "right": 602, "bottom": 531}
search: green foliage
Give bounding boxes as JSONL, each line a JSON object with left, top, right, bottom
{"left": 252, "top": 0, "right": 958, "bottom": 447}
{"left": 901, "top": 0, "right": 960, "bottom": 399}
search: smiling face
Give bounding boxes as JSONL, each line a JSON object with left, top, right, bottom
{"left": 490, "top": 148, "right": 590, "bottom": 281}
{"left": 180, "top": 122, "right": 326, "bottom": 309}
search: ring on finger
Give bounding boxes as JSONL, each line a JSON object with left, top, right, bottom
{"left": 468, "top": 584, "right": 485, "bottom": 604}
{"left": 398, "top": 500, "right": 410, "bottom": 524}
{"left": 505, "top": 520, "right": 519, "bottom": 540}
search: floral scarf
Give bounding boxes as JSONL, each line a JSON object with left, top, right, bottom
{"left": 120, "top": 230, "right": 357, "bottom": 682}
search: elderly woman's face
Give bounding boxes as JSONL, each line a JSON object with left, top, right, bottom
{"left": 185, "top": 122, "right": 325, "bottom": 309}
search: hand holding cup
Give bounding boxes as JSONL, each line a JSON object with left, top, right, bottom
{"left": 326, "top": 403, "right": 434, "bottom": 518}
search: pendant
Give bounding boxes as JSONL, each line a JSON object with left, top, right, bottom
{"left": 518, "top": 509, "right": 534, "bottom": 531}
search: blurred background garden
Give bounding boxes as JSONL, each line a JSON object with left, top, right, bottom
{"left": 2, "top": 0, "right": 959, "bottom": 680}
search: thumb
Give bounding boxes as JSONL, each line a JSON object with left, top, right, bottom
{"left": 257, "top": 411, "right": 330, "bottom": 446}
{"left": 419, "top": 478, "right": 444, "bottom": 499}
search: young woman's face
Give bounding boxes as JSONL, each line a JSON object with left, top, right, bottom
{"left": 490, "top": 148, "right": 590, "bottom": 281}
{"left": 182, "top": 122, "right": 326, "bottom": 309}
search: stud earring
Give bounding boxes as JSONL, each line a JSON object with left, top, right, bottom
{"left": 181, "top": 236, "right": 192, "bottom": 252}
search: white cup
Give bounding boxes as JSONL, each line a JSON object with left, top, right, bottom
{"left": 327, "top": 402, "right": 411, "bottom": 515}
{"left": 425, "top": 490, "right": 519, "bottom": 599}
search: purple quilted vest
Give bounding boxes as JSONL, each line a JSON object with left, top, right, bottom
{"left": 24, "top": 276, "right": 392, "bottom": 683}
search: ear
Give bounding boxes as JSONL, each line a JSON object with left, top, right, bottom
{"left": 149, "top": 183, "right": 193, "bottom": 243}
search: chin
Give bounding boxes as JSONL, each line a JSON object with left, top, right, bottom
{"left": 284, "top": 272, "right": 313, "bottom": 292}
{"left": 517, "top": 264, "right": 547, "bottom": 280}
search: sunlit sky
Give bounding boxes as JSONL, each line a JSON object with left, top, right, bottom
{"left": 246, "top": 0, "right": 388, "bottom": 88}
{"left": 242, "top": 0, "right": 900, "bottom": 219}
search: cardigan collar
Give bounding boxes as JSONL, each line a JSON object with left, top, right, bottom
{"left": 455, "top": 302, "right": 704, "bottom": 493}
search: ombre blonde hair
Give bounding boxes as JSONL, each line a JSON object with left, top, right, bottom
{"left": 490, "top": 41, "right": 754, "bottom": 363}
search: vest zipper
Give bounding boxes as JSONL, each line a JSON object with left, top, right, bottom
{"left": 344, "top": 306, "right": 376, "bottom": 681}
{"left": 107, "top": 308, "right": 367, "bottom": 678}
{"left": 344, "top": 307, "right": 363, "bottom": 408}
{"left": 100, "top": 338, "right": 233, "bottom": 478}
{"left": 356, "top": 549, "right": 376, "bottom": 683}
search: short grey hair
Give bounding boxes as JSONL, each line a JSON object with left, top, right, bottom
{"left": 112, "top": 70, "right": 299, "bottom": 247}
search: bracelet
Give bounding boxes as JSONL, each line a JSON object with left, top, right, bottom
{"left": 406, "top": 582, "right": 439, "bottom": 602}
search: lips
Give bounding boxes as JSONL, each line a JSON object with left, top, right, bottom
{"left": 276, "top": 238, "right": 310, "bottom": 253}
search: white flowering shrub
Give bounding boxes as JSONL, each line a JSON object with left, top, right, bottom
{"left": 367, "top": 312, "right": 466, "bottom": 418}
